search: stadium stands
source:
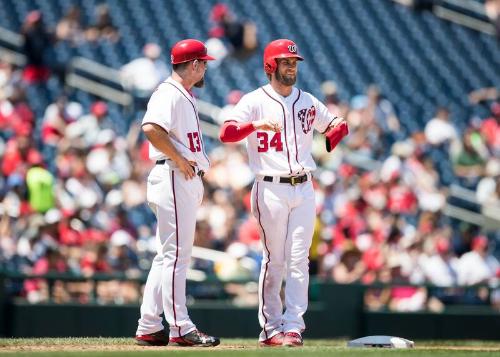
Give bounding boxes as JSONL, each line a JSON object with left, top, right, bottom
{"left": 0, "top": 0, "right": 499, "bottom": 308}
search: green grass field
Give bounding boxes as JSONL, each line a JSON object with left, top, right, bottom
{"left": 1, "top": 338, "right": 499, "bottom": 357}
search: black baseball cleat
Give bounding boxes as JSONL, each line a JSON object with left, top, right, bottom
{"left": 169, "top": 329, "right": 220, "bottom": 347}
{"left": 135, "top": 330, "right": 169, "bottom": 346}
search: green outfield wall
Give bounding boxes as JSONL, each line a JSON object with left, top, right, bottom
{"left": 1, "top": 281, "right": 499, "bottom": 339}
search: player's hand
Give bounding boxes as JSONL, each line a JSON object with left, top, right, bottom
{"left": 175, "top": 157, "right": 197, "bottom": 180}
{"left": 252, "top": 118, "right": 282, "bottom": 132}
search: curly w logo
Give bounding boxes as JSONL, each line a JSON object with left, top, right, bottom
{"left": 298, "top": 106, "right": 315, "bottom": 134}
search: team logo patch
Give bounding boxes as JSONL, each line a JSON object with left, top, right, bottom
{"left": 288, "top": 44, "right": 297, "bottom": 53}
{"left": 298, "top": 106, "right": 315, "bottom": 134}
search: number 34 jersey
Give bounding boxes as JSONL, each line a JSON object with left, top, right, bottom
{"left": 228, "top": 84, "right": 336, "bottom": 176}
{"left": 141, "top": 77, "right": 210, "bottom": 172}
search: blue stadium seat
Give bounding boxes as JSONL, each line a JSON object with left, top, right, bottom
{"left": 2, "top": 0, "right": 498, "bottom": 189}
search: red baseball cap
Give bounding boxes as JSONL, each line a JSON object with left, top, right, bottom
{"left": 471, "top": 235, "right": 488, "bottom": 251}
{"left": 435, "top": 237, "right": 450, "bottom": 254}
{"left": 171, "top": 39, "right": 215, "bottom": 64}
{"left": 91, "top": 101, "right": 108, "bottom": 117}
{"left": 211, "top": 3, "right": 229, "bottom": 22}
{"left": 25, "top": 10, "right": 42, "bottom": 24}
{"left": 27, "top": 150, "right": 44, "bottom": 165}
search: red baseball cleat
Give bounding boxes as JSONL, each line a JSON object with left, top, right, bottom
{"left": 135, "top": 330, "right": 169, "bottom": 346}
{"left": 169, "top": 329, "right": 220, "bottom": 347}
{"left": 259, "top": 332, "right": 284, "bottom": 347}
{"left": 283, "top": 332, "right": 303, "bottom": 347}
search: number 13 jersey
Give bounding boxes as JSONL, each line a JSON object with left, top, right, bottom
{"left": 228, "top": 84, "right": 336, "bottom": 176}
{"left": 142, "top": 77, "right": 210, "bottom": 172}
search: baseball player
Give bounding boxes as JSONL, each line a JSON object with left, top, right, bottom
{"left": 135, "top": 39, "right": 220, "bottom": 347}
{"left": 219, "top": 39, "right": 348, "bottom": 347}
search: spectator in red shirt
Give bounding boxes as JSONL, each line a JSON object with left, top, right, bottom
{"left": 0, "top": 87, "right": 34, "bottom": 137}
{"left": 1, "top": 135, "right": 41, "bottom": 177}
{"left": 80, "top": 244, "right": 110, "bottom": 276}
{"left": 24, "top": 248, "right": 67, "bottom": 303}
{"left": 386, "top": 175, "right": 417, "bottom": 215}
{"left": 41, "top": 96, "right": 81, "bottom": 145}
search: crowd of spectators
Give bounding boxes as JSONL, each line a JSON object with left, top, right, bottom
{"left": 17, "top": 5, "right": 120, "bottom": 85}
{"left": 0, "top": 5, "right": 499, "bottom": 311}
{"left": 1, "top": 62, "right": 498, "bottom": 309}
{"left": 0, "top": 58, "right": 153, "bottom": 303}
{"left": 54, "top": 4, "right": 120, "bottom": 45}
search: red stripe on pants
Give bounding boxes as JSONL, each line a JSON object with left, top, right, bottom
{"left": 256, "top": 182, "right": 270, "bottom": 339}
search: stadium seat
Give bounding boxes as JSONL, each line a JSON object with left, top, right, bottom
{"left": 1, "top": 0, "right": 498, "bottom": 185}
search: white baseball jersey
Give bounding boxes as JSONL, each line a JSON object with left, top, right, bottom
{"left": 226, "top": 83, "right": 336, "bottom": 341}
{"left": 142, "top": 77, "right": 210, "bottom": 171}
{"left": 137, "top": 76, "right": 208, "bottom": 338}
{"left": 228, "top": 84, "right": 336, "bottom": 176}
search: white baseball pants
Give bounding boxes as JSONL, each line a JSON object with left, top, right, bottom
{"left": 136, "top": 165, "right": 204, "bottom": 338}
{"left": 251, "top": 179, "right": 315, "bottom": 341}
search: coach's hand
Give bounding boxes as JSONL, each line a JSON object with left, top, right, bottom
{"left": 253, "top": 118, "right": 282, "bottom": 132}
{"left": 175, "top": 157, "right": 197, "bottom": 180}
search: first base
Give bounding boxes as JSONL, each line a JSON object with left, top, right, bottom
{"left": 347, "top": 336, "right": 414, "bottom": 348}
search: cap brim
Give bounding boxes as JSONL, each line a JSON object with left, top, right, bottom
{"left": 199, "top": 55, "right": 216, "bottom": 61}
{"left": 275, "top": 54, "right": 304, "bottom": 61}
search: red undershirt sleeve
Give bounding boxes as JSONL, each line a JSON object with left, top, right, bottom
{"left": 219, "top": 121, "right": 256, "bottom": 143}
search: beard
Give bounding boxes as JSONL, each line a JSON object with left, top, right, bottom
{"left": 194, "top": 77, "right": 205, "bottom": 88}
{"left": 275, "top": 70, "right": 296, "bottom": 86}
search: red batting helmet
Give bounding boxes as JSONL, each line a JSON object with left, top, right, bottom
{"left": 171, "top": 39, "right": 215, "bottom": 64}
{"left": 263, "top": 39, "right": 303, "bottom": 74}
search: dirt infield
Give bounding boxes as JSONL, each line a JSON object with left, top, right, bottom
{"left": 0, "top": 344, "right": 250, "bottom": 352}
{"left": 2, "top": 344, "right": 500, "bottom": 353}
{"left": 1, "top": 338, "right": 500, "bottom": 354}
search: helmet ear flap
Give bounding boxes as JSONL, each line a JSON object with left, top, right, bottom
{"left": 264, "top": 60, "right": 276, "bottom": 74}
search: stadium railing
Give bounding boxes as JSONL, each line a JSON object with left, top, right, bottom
{"left": 392, "top": 0, "right": 496, "bottom": 35}
{"left": 1, "top": 269, "right": 497, "bottom": 306}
